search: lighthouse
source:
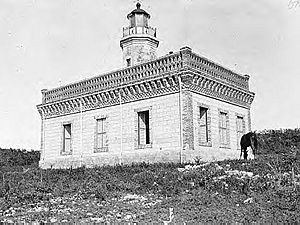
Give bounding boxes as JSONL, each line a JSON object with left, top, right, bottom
{"left": 120, "top": 3, "right": 159, "bottom": 67}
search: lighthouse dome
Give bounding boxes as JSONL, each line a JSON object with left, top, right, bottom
{"left": 127, "top": 2, "right": 150, "bottom": 19}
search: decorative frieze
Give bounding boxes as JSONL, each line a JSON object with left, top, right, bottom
{"left": 41, "top": 47, "right": 250, "bottom": 105}
{"left": 38, "top": 47, "right": 255, "bottom": 119}
{"left": 188, "top": 73, "right": 254, "bottom": 108}
{"left": 38, "top": 75, "right": 180, "bottom": 119}
{"left": 43, "top": 52, "right": 183, "bottom": 104}
{"left": 188, "top": 53, "right": 249, "bottom": 90}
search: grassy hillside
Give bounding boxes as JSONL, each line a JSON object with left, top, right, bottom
{"left": 0, "top": 129, "right": 300, "bottom": 223}
{"left": 257, "top": 129, "right": 300, "bottom": 155}
{"left": 0, "top": 154, "right": 299, "bottom": 223}
{"left": 0, "top": 148, "right": 40, "bottom": 172}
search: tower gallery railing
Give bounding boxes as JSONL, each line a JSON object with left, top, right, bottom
{"left": 122, "top": 26, "right": 157, "bottom": 38}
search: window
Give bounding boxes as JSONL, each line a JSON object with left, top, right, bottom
{"left": 138, "top": 110, "right": 150, "bottom": 145}
{"left": 236, "top": 116, "right": 245, "bottom": 149}
{"left": 219, "top": 111, "right": 229, "bottom": 147}
{"left": 199, "top": 107, "right": 208, "bottom": 143}
{"left": 135, "top": 14, "right": 144, "bottom": 27}
{"left": 62, "top": 124, "right": 72, "bottom": 154}
{"left": 95, "top": 118, "right": 108, "bottom": 152}
{"left": 197, "top": 103, "right": 212, "bottom": 147}
{"left": 134, "top": 107, "right": 152, "bottom": 149}
{"left": 126, "top": 58, "right": 131, "bottom": 67}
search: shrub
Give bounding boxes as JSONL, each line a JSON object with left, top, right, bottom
{"left": 257, "top": 129, "right": 300, "bottom": 155}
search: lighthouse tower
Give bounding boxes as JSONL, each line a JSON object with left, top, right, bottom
{"left": 120, "top": 3, "right": 159, "bottom": 67}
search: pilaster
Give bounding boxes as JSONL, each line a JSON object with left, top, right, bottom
{"left": 248, "top": 108, "right": 252, "bottom": 132}
{"left": 181, "top": 88, "right": 194, "bottom": 151}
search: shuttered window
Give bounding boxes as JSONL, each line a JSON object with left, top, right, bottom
{"left": 236, "top": 116, "right": 245, "bottom": 149}
{"left": 199, "top": 107, "right": 208, "bottom": 143}
{"left": 95, "top": 118, "right": 108, "bottom": 152}
{"left": 219, "top": 112, "right": 229, "bottom": 146}
{"left": 63, "top": 124, "right": 72, "bottom": 154}
{"left": 138, "top": 111, "right": 150, "bottom": 145}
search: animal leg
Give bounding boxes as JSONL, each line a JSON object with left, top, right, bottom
{"left": 240, "top": 148, "right": 243, "bottom": 159}
{"left": 243, "top": 149, "right": 248, "bottom": 160}
{"left": 250, "top": 139, "right": 256, "bottom": 159}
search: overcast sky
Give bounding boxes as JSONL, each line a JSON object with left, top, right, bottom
{"left": 0, "top": 0, "right": 299, "bottom": 150}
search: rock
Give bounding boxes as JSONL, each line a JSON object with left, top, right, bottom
{"left": 243, "top": 197, "right": 253, "bottom": 204}
{"left": 177, "top": 168, "right": 185, "bottom": 172}
{"left": 50, "top": 218, "right": 57, "bottom": 223}
{"left": 123, "top": 194, "right": 147, "bottom": 202}
{"left": 124, "top": 215, "right": 132, "bottom": 220}
{"left": 91, "top": 217, "right": 104, "bottom": 222}
{"left": 215, "top": 164, "right": 223, "bottom": 170}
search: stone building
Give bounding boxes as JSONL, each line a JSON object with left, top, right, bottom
{"left": 37, "top": 3, "right": 255, "bottom": 168}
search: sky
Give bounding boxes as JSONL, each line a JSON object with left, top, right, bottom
{"left": 0, "top": 0, "right": 299, "bottom": 150}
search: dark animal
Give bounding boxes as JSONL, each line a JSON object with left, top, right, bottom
{"left": 240, "top": 132, "right": 258, "bottom": 160}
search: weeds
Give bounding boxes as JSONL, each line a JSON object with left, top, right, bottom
{"left": 0, "top": 153, "right": 300, "bottom": 223}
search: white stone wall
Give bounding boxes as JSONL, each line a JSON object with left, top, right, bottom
{"left": 122, "top": 38, "right": 158, "bottom": 66}
{"left": 183, "top": 92, "right": 251, "bottom": 162}
{"left": 40, "top": 93, "right": 181, "bottom": 168}
{"left": 39, "top": 90, "right": 253, "bottom": 168}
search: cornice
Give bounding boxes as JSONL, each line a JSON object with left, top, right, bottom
{"left": 42, "top": 51, "right": 183, "bottom": 104}
{"left": 187, "top": 69, "right": 255, "bottom": 98}
{"left": 178, "top": 70, "right": 253, "bottom": 109}
{"left": 38, "top": 47, "right": 255, "bottom": 119}
{"left": 38, "top": 71, "right": 254, "bottom": 119}
{"left": 38, "top": 75, "right": 180, "bottom": 119}
{"left": 120, "top": 35, "right": 159, "bottom": 47}
{"left": 187, "top": 51, "right": 249, "bottom": 90}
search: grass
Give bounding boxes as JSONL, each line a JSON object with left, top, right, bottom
{"left": 0, "top": 153, "right": 300, "bottom": 223}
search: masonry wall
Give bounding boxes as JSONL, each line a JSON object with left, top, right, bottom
{"left": 122, "top": 39, "right": 158, "bottom": 66}
{"left": 40, "top": 93, "right": 181, "bottom": 168}
{"left": 182, "top": 92, "right": 252, "bottom": 162}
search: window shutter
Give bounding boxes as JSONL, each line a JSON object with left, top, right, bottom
{"left": 219, "top": 112, "right": 222, "bottom": 144}
{"left": 63, "top": 124, "right": 72, "bottom": 154}
{"left": 236, "top": 116, "right": 245, "bottom": 150}
{"left": 199, "top": 107, "right": 208, "bottom": 143}
{"left": 103, "top": 119, "right": 108, "bottom": 148}
{"left": 219, "top": 112, "right": 228, "bottom": 146}
{"left": 94, "top": 118, "right": 108, "bottom": 152}
{"left": 138, "top": 112, "right": 146, "bottom": 145}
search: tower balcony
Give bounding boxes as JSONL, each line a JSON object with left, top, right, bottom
{"left": 122, "top": 26, "right": 157, "bottom": 38}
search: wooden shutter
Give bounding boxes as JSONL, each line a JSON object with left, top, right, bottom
{"left": 63, "top": 124, "right": 71, "bottom": 153}
{"left": 236, "top": 116, "right": 244, "bottom": 149}
{"left": 138, "top": 112, "right": 147, "bottom": 145}
{"left": 96, "top": 118, "right": 108, "bottom": 152}
{"left": 199, "top": 107, "right": 208, "bottom": 143}
{"left": 220, "top": 112, "right": 227, "bottom": 145}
